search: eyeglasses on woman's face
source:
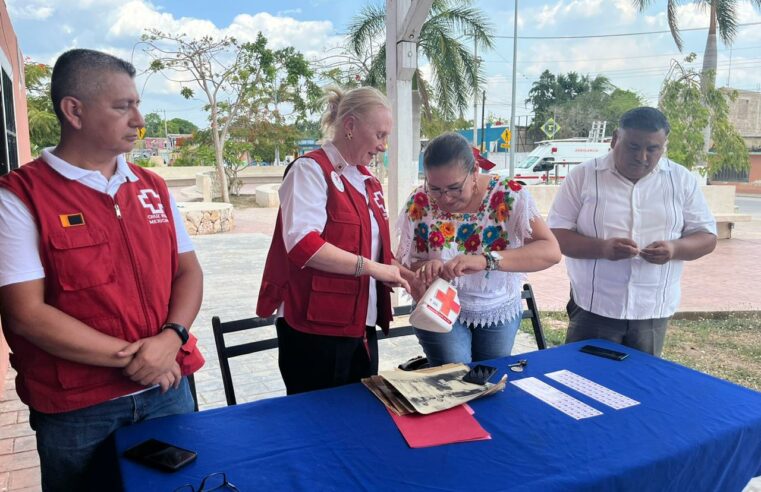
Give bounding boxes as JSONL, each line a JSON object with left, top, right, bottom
{"left": 424, "top": 172, "right": 471, "bottom": 198}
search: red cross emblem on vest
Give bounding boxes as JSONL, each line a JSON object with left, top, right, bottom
{"left": 138, "top": 189, "right": 165, "bottom": 215}
{"left": 435, "top": 287, "right": 460, "bottom": 318}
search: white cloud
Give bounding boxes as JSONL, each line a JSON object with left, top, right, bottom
{"left": 7, "top": 3, "right": 54, "bottom": 20}
{"left": 277, "top": 9, "right": 303, "bottom": 16}
{"left": 108, "top": 1, "right": 221, "bottom": 41}
{"left": 535, "top": 1, "right": 564, "bottom": 28}
{"left": 534, "top": 0, "right": 615, "bottom": 29}
{"left": 226, "top": 12, "right": 341, "bottom": 56}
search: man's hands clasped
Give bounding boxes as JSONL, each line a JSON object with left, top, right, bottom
{"left": 602, "top": 237, "right": 675, "bottom": 264}
{"left": 117, "top": 330, "right": 184, "bottom": 393}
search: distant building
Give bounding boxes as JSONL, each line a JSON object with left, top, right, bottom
{"left": 723, "top": 88, "right": 761, "bottom": 151}
{"left": 0, "top": 9, "right": 31, "bottom": 175}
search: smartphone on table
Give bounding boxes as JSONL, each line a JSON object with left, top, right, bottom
{"left": 123, "top": 438, "right": 197, "bottom": 472}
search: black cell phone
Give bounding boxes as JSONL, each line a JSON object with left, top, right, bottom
{"left": 580, "top": 345, "right": 628, "bottom": 361}
{"left": 463, "top": 364, "right": 498, "bottom": 385}
{"left": 123, "top": 438, "right": 197, "bottom": 472}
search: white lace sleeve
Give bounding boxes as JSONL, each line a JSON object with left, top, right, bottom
{"left": 508, "top": 187, "right": 541, "bottom": 248}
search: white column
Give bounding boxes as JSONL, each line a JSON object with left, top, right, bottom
{"left": 386, "top": 0, "right": 419, "bottom": 250}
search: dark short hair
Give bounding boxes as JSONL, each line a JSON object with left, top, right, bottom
{"left": 618, "top": 107, "right": 670, "bottom": 135}
{"left": 51, "top": 49, "right": 136, "bottom": 123}
{"left": 423, "top": 132, "right": 475, "bottom": 173}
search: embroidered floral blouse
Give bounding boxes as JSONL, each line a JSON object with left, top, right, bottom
{"left": 397, "top": 175, "right": 540, "bottom": 327}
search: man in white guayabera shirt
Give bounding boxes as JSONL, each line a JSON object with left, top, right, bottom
{"left": 547, "top": 107, "right": 717, "bottom": 356}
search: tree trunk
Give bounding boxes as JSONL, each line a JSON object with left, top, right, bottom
{"left": 210, "top": 108, "right": 230, "bottom": 203}
{"left": 699, "top": 0, "right": 718, "bottom": 170}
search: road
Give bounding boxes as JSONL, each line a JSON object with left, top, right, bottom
{"left": 736, "top": 196, "right": 761, "bottom": 218}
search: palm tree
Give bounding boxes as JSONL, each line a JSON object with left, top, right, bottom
{"left": 633, "top": 0, "right": 760, "bottom": 89}
{"left": 346, "top": 0, "right": 494, "bottom": 143}
{"left": 633, "top": 0, "right": 760, "bottom": 164}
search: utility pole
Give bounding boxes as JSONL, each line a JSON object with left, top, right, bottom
{"left": 508, "top": 0, "right": 519, "bottom": 178}
{"left": 480, "top": 90, "right": 486, "bottom": 155}
{"left": 473, "top": 36, "right": 478, "bottom": 147}
{"left": 162, "top": 109, "right": 171, "bottom": 151}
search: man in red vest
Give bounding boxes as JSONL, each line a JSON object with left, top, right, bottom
{"left": 0, "top": 49, "right": 204, "bottom": 491}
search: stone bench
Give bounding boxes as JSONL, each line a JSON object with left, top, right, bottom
{"left": 255, "top": 183, "right": 280, "bottom": 208}
{"left": 177, "top": 202, "right": 234, "bottom": 235}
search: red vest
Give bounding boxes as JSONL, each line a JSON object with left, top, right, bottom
{"left": 0, "top": 158, "right": 204, "bottom": 413}
{"left": 257, "top": 150, "right": 393, "bottom": 337}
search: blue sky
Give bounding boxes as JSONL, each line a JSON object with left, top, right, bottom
{"left": 8, "top": 0, "right": 761, "bottom": 129}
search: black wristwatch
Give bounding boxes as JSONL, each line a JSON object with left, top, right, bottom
{"left": 162, "top": 322, "right": 189, "bottom": 345}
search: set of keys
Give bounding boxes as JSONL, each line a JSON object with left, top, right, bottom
{"left": 508, "top": 359, "right": 528, "bottom": 373}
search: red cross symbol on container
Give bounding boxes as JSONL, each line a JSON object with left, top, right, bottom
{"left": 435, "top": 287, "right": 461, "bottom": 318}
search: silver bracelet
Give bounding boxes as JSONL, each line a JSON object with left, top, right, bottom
{"left": 354, "top": 255, "right": 365, "bottom": 277}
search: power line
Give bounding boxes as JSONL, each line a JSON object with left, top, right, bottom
{"left": 481, "top": 45, "right": 761, "bottom": 65}
{"left": 492, "top": 21, "right": 761, "bottom": 40}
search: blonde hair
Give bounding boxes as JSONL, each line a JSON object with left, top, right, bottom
{"left": 319, "top": 85, "right": 391, "bottom": 140}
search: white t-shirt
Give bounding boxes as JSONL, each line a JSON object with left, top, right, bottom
{"left": 276, "top": 141, "right": 381, "bottom": 327}
{"left": 547, "top": 152, "right": 716, "bottom": 319}
{"left": 0, "top": 149, "right": 194, "bottom": 288}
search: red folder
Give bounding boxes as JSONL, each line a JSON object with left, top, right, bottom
{"left": 389, "top": 404, "right": 491, "bottom": 448}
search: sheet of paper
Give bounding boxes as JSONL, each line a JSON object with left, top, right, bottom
{"left": 545, "top": 370, "right": 640, "bottom": 410}
{"left": 511, "top": 377, "right": 602, "bottom": 420}
{"left": 389, "top": 404, "right": 490, "bottom": 448}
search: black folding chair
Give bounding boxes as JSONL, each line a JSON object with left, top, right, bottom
{"left": 211, "top": 283, "right": 547, "bottom": 400}
{"left": 212, "top": 315, "right": 278, "bottom": 406}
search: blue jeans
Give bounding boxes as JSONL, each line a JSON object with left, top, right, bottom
{"left": 415, "top": 316, "right": 521, "bottom": 366}
{"left": 29, "top": 377, "right": 194, "bottom": 492}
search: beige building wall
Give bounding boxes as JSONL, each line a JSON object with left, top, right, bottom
{"left": 723, "top": 88, "right": 761, "bottom": 150}
{"left": 0, "top": 5, "right": 32, "bottom": 394}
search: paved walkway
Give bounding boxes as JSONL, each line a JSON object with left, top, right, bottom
{"left": 2, "top": 199, "right": 760, "bottom": 491}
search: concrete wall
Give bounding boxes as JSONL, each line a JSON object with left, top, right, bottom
{"left": 725, "top": 88, "right": 761, "bottom": 149}
{"left": 0, "top": 4, "right": 32, "bottom": 395}
{"left": 712, "top": 153, "right": 761, "bottom": 195}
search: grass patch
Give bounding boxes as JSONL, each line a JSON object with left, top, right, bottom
{"left": 520, "top": 312, "right": 761, "bottom": 392}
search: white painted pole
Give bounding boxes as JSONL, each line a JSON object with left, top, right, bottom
{"left": 473, "top": 37, "right": 478, "bottom": 147}
{"left": 509, "top": 0, "right": 518, "bottom": 178}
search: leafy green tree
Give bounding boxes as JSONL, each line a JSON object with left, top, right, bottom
{"left": 420, "top": 108, "right": 471, "bottom": 139}
{"left": 143, "top": 113, "right": 198, "bottom": 137}
{"left": 24, "top": 61, "right": 59, "bottom": 154}
{"left": 525, "top": 70, "right": 623, "bottom": 139}
{"left": 143, "top": 112, "right": 163, "bottom": 137}
{"left": 659, "top": 56, "right": 748, "bottom": 174}
{"left": 167, "top": 118, "right": 198, "bottom": 134}
{"left": 140, "top": 30, "right": 319, "bottom": 201}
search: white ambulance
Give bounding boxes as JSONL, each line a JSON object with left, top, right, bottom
{"left": 513, "top": 138, "right": 611, "bottom": 183}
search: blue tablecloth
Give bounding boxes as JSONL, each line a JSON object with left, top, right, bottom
{"left": 115, "top": 340, "right": 761, "bottom": 491}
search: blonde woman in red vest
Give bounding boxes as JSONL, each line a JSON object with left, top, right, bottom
{"left": 0, "top": 50, "right": 204, "bottom": 490}
{"left": 258, "top": 86, "right": 414, "bottom": 394}
{"left": 397, "top": 132, "right": 561, "bottom": 366}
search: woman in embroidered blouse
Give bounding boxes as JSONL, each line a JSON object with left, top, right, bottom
{"left": 397, "top": 132, "right": 561, "bottom": 366}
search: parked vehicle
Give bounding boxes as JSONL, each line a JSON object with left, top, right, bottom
{"left": 514, "top": 138, "right": 611, "bottom": 183}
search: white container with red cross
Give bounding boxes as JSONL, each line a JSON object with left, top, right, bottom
{"left": 409, "top": 279, "right": 461, "bottom": 333}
